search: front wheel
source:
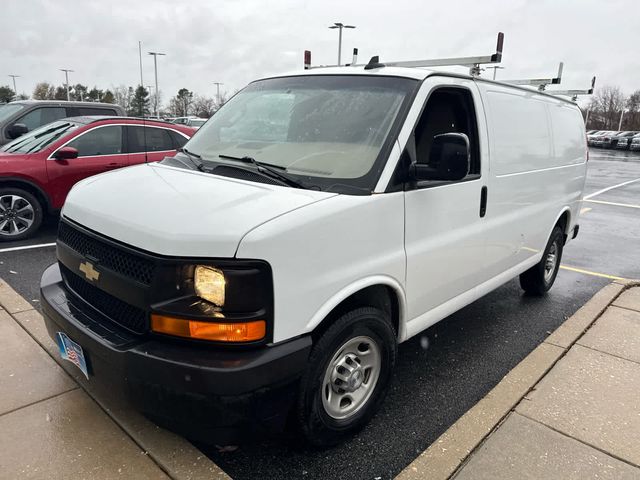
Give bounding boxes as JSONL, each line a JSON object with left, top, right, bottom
{"left": 297, "top": 307, "right": 397, "bottom": 447}
{"left": 520, "top": 225, "right": 564, "bottom": 295}
{"left": 0, "top": 188, "right": 43, "bottom": 241}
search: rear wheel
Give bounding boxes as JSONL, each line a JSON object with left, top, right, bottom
{"left": 297, "top": 307, "right": 397, "bottom": 447}
{"left": 0, "top": 188, "right": 43, "bottom": 241}
{"left": 520, "top": 225, "right": 564, "bottom": 295}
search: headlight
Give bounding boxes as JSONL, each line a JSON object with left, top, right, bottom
{"left": 194, "top": 265, "right": 225, "bottom": 306}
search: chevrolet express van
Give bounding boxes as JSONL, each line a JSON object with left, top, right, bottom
{"left": 41, "top": 63, "right": 587, "bottom": 446}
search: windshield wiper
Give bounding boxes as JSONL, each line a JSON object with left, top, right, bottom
{"left": 218, "top": 154, "right": 307, "bottom": 189}
{"left": 178, "top": 148, "right": 205, "bottom": 172}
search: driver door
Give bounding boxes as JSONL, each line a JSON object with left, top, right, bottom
{"left": 47, "top": 125, "right": 126, "bottom": 207}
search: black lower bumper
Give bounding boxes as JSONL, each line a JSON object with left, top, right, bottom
{"left": 40, "top": 263, "right": 312, "bottom": 443}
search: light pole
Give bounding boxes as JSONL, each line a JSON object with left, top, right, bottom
{"left": 146, "top": 85, "right": 154, "bottom": 117}
{"left": 8, "top": 75, "right": 20, "bottom": 100}
{"left": 329, "top": 22, "right": 355, "bottom": 66}
{"left": 618, "top": 109, "right": 625, "bottom": 131}
{"left": 212, "top": 82, "right": 223, "bottom": 105}
{"left": 60, "top": 69, "right": 74, "bottom": 101}
{"left": 486, "top": 66, "right": 505, "bottom": 80}
{"left": 148, "top": 51, "right": 166, "bottom": 118}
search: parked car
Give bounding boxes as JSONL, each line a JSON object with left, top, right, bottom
{"left": 602, "top": 131, "right": 637, "bottom": 149}
{"left": 586, "top": 130, "right": 606, "bottom": 146}
{"left": 613, "top": 131, "right": 639, "bottom": 150}
{"left": 0, "top": 100, "right": 125, "bottom": 145}
{"left": 630, "top": 134, "right": 640, "bottom": 151}
{"left": 185, "top": 118, "right": 207, "bottom": 129}
{"left": 40, "top": 64, "right": 586, "bottom": 446}
{"left": 0, "top": 116, "right": 194, "bottom": 240}
{"left": 170, "top": 116, "right": 199, "bottom": 125}
{"left": 591, "top": 130, "right": 618, "bottom": 147}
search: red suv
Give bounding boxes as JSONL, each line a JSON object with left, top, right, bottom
{"left": 0, "top": 116, "right": 195, "bottom": 240}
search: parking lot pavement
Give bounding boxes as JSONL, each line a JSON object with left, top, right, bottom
{"left": 0, "top": 149, "right": 638, "bottom": 479}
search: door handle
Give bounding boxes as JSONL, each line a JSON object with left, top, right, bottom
{"left": 480, "top": 186, "right": 488, "bottom": 218}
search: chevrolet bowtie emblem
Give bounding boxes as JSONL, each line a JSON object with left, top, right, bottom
{"left": 79, "top": 261, "right": 100, "bottom": 282}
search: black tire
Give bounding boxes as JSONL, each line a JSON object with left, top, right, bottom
{"left": 519, "top": 225, "right": 564, "bottom": 295}
{"left": 0, "top": 188, "right": 44, "bottom": 241}
{"left": 297, "top": 307, "right": 397, "bottom": 447}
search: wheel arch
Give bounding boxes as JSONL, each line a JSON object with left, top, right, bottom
{"left": 0, "top": 177, "right": 53, "bottom": 214}
{"left": 552, "top": 207, "right": 571, "bottom": 244}
{"left": 306, "top": 276, "right": 407, "bottom": 343}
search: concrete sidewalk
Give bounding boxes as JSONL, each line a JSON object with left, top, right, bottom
{"left": 399, "top": 281, "right": 640, "bottom": 480}
{"left": 0, "top": 279, "right": 228, "bottom": 480}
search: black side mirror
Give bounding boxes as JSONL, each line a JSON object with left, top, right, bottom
{"left": 7, "top": 123, "right": 28, "bottom": 139}
{"left": 412, "top": 133, "right": 471, "bottom": 182}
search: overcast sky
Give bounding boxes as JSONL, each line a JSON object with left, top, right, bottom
{"left": 2, "top": 0, "right": 638, "bottom": 107}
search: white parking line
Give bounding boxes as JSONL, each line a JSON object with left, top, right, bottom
{"left": 583, "top": 177, "right": 640, "bottom": 200}
{"left": 0, "top": 243, "right": 56, "bottom": 254}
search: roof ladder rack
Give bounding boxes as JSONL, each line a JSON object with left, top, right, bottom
{"left": 304, "top": 32, "right": 504, "bottom": 77}
{"left": 547, "top": 76, "right": 597, "bottom": 101}
{"left": 503, "top": 62, "right": 564, "bottom": 91}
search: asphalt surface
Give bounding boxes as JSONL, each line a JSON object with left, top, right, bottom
{"left": 1, "top": 149, "right": 639, "bottom": 480}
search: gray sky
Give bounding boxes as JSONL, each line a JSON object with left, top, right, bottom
{"left": 2, "top": 0, "right": 638, "bottom": 107}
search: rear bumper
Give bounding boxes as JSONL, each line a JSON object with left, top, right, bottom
{"left": 40, "top": 263, "right": 312, "bottom": 443}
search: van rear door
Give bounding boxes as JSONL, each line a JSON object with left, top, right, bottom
{"left": 401, "top": 76, "right": 489, "bottom": 336}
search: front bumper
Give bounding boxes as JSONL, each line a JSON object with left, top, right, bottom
{"left": 41, "top": 263, "right": 312, "bottom": 443}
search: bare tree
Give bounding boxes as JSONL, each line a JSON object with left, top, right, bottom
{"left": 192, "top": 95, "right": 216, "bottom": 117}
{"left": 625, "top": 90, "right": 640, "bottom": 131}
{"left": 112, "top": 85, "right": 134, "bottom": 112}
{"left": 588, "top": 85, "right": 625, "bottom": 130}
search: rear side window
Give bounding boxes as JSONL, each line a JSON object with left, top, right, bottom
{"left": 77, "top": 107, "right": 118, "bottom": 116}
{"left": 484, "top": 89, "right": 552, "bottom": 175}
{"left": 66, "top": 126, "right": 124, "bottom": 156}
{"left": 127, "top": 126, "right": 176, "bottom": 153}
{"left": 550, "top": 105, "right": 586, "bottom": 163}
{"left": 17, "top": 107, "right": 66, "bottom": 131}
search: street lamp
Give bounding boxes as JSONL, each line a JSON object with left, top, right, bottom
{"left": 8, "top": 75, "right": 20, "bottom": 100}
{"left": 329, "top": 22, "right": 355, "bottom": 66}
{"left": 60, "top": 69, "right": 74, "bottom": 101}
{"left": 212, "top": 82, "right": 224, "bottom": 105}
{"left": 148, "top": 51, "right": 166, "bottom": 118}
{"left": 486, "top": 66, "right": 505, "bottom": 80}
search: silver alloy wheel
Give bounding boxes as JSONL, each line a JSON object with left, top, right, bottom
{"left": 544, "top": 241, "right": 558, "bottom": 283}
{"left": 321, "top": 335, "right": 381, "bottom": 420}
{"left": 0, "top": 194, "right": 35, "bottom": 237}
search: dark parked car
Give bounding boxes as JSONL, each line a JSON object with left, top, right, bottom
{"left": 613, "top": 132, "right": 639, "bottom": 150}
{"left": 0, "top": 116, "right": 195, "bottom": 240}
{"left": 0, "top": 100, "right": 125, "bottom": 145}
{"left": 603, "top": 131, "right": 637, "bottom": 149}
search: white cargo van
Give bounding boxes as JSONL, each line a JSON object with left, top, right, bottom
{"left": 41, "top": 55, "right": 587, "bottom": 446}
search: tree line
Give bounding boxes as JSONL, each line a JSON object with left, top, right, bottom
{"left": 584, "top": 86, "right": 640, "bottom": 131}
{"left": 0, "top": 82, "right": 229, "bottom": 118}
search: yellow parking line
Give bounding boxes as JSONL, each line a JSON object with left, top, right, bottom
{"left": 580, "top": 207, "right": 592, "bottom": 214}
{"left": 584, "top": 199, "right": 640, "bottom": 209}
{"left": 560, "top": 264, "right": 636, "bottom": 282}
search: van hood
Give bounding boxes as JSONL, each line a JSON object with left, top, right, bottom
{"left": 62, "top": 163, "right": 336, "bottom": 257}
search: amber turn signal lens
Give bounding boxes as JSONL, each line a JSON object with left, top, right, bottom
{"left": 151, "top": 314, "right": 266, "bottom": 342}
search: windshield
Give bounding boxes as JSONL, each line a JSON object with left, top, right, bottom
{"left": 184, "top": 75, "right": 417, "bottom": 192}
{"left": 1, "top": 120, "right": 79, "bottom": 154}
{"left": 0, "top": 104, "right": 25, "bottom": 123}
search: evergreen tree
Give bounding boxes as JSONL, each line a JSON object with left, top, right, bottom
{"left": 128, "top": 86, "right": 150, "bottom": 117}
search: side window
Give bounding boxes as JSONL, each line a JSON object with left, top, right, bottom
{"left": 414, "top": 88, "right": 480, "bottom": 177}
{"left": 66, "top": 126, "right": 123, "bottom": 157}
{"left": 78, "top": 107, "right": 117, "bottom": 116}
{"left": 169, "top": 130, "right": 188, "bottom": 149}
{"left": 126, "top": 126, "right": 175, "bottom": 153}
{"left": 17, "top": 107, "right": 66, "bottom": 131}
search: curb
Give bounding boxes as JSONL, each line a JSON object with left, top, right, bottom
{"left": 396, "top": 279, "right": 637, "bottom": 480}
{"left": 0, "top": 278, "right": 230, "bottom": 480}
